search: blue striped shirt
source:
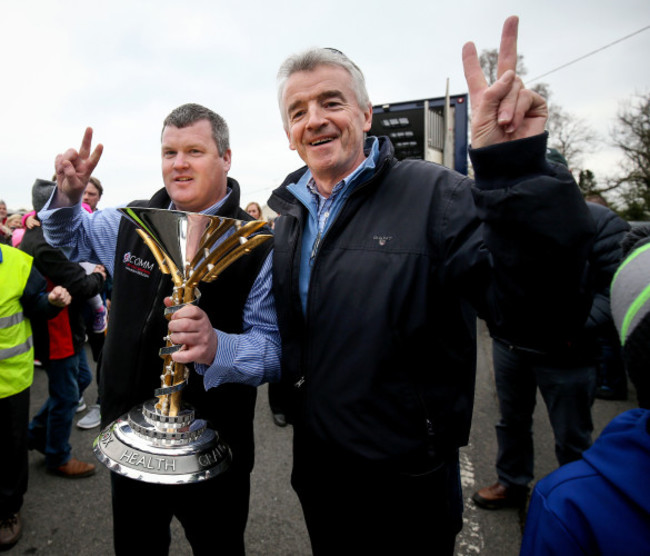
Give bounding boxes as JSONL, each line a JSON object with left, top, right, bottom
{"left": 39, "top": 187, "right": 280, "bottom": 389}
{"left": 287, "top": 137, "right": 380, "bottom": 314}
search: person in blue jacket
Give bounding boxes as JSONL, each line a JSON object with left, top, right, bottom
{"left": 520, "top": 225, "right": 650, "bottom": 556}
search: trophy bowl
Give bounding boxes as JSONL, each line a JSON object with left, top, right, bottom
{"left": 93, "top": 207, "right": 272, "bottom": 484}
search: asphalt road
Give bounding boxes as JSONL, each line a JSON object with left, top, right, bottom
{"left": 8, "top": 321, "right": 635, "bottom": 555}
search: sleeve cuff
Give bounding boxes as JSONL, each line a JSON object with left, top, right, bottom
{"left": 194, "top": 329, "right": 238, "bottom": 377}
{"left": 469, "top": 132, "right": 550, "bottom": 190}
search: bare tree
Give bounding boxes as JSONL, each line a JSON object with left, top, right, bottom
{"left": 479, "top": 49, "right": 527, "bottom": 85}
{"left": 608, "top": 92, "right": 650, "bottom": 196}
{"left": 595, "top": 92, "right": 650, "bottom": 219}
{"left": 546, "top": 105, "right": 599, "bottom": 170}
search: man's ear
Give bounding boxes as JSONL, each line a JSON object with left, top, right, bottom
{"left": 286, "top": 129, "right": 296, "bottom": 151}
{"left": 363, "top": 103, "right": 373, "bottom": 133}
{"left": 222, "top": 149, "right": 232, "bottom": 172}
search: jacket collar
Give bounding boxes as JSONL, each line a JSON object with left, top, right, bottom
{"left": 267, "top": 136, "right": 394, "bottom": 216}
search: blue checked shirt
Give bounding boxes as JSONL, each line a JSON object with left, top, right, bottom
{"left": 39, "top": 187, "right": 280, "bottom": 388}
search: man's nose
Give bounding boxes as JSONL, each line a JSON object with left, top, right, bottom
{"left": 305, "top": 105, "right": 327, "bottom": 129}
{"left": 173, "top": 153, "right": 189, "bottom": 168}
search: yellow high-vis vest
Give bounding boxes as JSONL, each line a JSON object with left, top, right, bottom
{"left": 0, "top": 244, "right": 36, "bottom": 398}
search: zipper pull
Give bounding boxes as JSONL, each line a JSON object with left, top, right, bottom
{"left": 294, "top": 376, "right": 305, "bottom": 388}
{"left": 310, "top": 232, "right": 322, "bottom": 265}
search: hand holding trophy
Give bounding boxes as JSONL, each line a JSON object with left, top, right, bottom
{"left": 94, "top": 207, "right": 272, "bottom": 484}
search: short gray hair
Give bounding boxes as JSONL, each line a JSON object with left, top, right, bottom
{"left": 277, "top": 48, "right": 370, "bottom": 130}
{"left": 162, "top": 103, "right": 230, "bottom": 156}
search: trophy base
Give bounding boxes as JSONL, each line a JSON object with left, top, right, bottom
{"left": 93, "top": 400, "right": 231, "bottom": 484}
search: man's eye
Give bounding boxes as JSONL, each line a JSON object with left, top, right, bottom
{"left": 163, "top": 151, "right": 176, "bottom": 158}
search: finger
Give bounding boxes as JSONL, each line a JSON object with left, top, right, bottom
{"left": 61, "top": 159, "right": 80, "bottom": 183}
{"left": 172, "top": 347, "right": 194, "bottom": 365}
{"left": 497, "top": 73, "right": 524, "bottom": 129}
{"left": 87, "top": 143, "right": 104, "bottom": 174}
{"left": 497, "top": 15, "right": 519, "bottom": 78}
{"left": 511, "top": 89, "right": 548, "bottom": 133}
{"left": 479, "top": 69, "right": 516, "bottom": 114}
{"left": 54, "top": 154, "right": 65, "bottom": 177}
{"left": 170, "top": 304, "right": 205, "bottom": 321}
{"left": 462, "top": 41, "right": 488, "bottom": 106}
{"left": 78, "top": 127, "right": 94, "bottom": 160}
{"left": 60, "top": 148, "right": 80, "bottom": 167}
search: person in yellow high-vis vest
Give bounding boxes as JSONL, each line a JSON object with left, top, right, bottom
{"left": 0, "top": 244, "right": 70, "bottom": 550}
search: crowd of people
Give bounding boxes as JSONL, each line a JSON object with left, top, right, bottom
{"left": 1, "top": 14, "right": 648, "bottom": 555}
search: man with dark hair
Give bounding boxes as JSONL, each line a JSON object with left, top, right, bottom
{"left": 267, "top": 17, "right": 595, "bottom": 555}
{"left": 39, "top": 102, "right": 280, "bottom": 554}
{"left": 82, "top": 176, "right": 103, "bottom": 212}
{"left": 162, "top": 103, "right": 230, "bottom": 157}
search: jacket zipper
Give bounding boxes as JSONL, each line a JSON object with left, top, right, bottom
{"left": 288, "top": 154, "right": 391, "bottom": 390}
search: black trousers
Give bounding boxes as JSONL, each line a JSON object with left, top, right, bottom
{"left": 110, "top": 468, "right": 250, "bottom": 555}
{"left": 0, "top": 387, "right": 30, "bottom": 518}
{"left": 292, "top": 435, "right": 463, "bottom": 556}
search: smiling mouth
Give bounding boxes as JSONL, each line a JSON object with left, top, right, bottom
{"left": 310, "top": 137, "right": 334, "bottom": 146}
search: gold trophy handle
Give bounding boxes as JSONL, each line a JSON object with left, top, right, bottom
{"left": 126, "top": 211, "right": 272, "bottom": 418}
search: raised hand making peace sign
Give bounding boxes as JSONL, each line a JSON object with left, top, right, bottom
{"left": 53, "top": 127, "right": 103, "bottom": 206}
{"left": 462, "top": 16, "right": 547, "bottom": 149}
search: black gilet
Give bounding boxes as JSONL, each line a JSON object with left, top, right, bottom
{"left": 99, "top": 181, "right": 272, "bottom": 473}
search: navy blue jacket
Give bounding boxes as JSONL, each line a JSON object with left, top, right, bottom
{"left": 268, "top": 134, "right": 595, "bottom": 470}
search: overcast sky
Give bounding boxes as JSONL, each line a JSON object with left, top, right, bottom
{"left": 2, "top": 0, "right": 648, "bottom": 212}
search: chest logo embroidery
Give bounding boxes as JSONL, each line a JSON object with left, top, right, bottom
{"left": 373, "top": 235, "right": 393, "bottom": 247}
{"left": 122, "top": 251, "right": 156, "bottom": 277}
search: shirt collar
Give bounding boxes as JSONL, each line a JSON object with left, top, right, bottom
{"left": 168, "top": 186, "right": 232, "bottom": 215}
{"left": 292, "top": 137, "right": 380, "bottom": 202}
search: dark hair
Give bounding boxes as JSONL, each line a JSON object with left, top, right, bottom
{"left": 88, "top": 176, "right": 103, "bottom": 197}
{"left": 162, "top": 103, "right": 229, "bottom": 156}
{"left": 621, "top": 224, "right": 650, "bottom": 258}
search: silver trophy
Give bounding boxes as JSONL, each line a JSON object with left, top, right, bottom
{"left": 93, "top": 207, "right": 272, "bottom": 484}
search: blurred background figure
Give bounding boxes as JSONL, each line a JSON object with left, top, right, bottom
{"left": 0, "top": 243, "right": 70, "bottom": 550}
{"left": 78, "top": 177, "right": 109, "bottom": 430}
{"left": 5, "top": 213, "right": 25, "bottom": 248}
{"left": 0, "top": 200, "right": 11, "bottom": 245}
{"left": 520, "top": 225, "right": 650, "bottom": 555}
{"left": 585, "top": 193, "right": 630, "bottom": 401}
{"left": 21, "top": 180, "right": 105, "bottom": 478}
{"left": 82, "top": 177, "right": 103, "bottom": 212}
{"left": 473, "top": 149, "right": 629, "bottom": 510}
{"left": 246, "top": 201, "right": 262, "bottom": 220}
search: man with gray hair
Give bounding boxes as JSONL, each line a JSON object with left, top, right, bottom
{"left": 267, "top": 17, "right": 595, "bottom": 554}
{"left": 38, "top": 102, "right": 280, "bottom": 554}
